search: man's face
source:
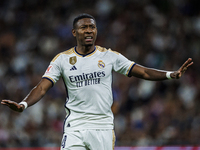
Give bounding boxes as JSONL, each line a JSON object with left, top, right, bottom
{"left": 72, "top": 18, "right": 97, "bottom": 47}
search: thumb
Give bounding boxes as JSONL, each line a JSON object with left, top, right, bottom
{"left": 176, "top": 71, "right": 183, "bottom": 79}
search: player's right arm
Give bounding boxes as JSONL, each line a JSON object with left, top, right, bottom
{"left": 1, "top": 78, "right": 52, "bottom": 112}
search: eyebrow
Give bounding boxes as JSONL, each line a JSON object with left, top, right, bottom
{"left": 79, "top": 23, "right": 96, "bottom": 27}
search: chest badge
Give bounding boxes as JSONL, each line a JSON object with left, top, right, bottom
{"left": 69, "top": 56, "right": 77, "bottom": 65}
{"left": 98, "top": 60, "right": 105, "bottom": 69}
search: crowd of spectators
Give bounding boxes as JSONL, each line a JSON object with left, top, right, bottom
{"left": 0, "top": 0, "right": 200, "bottom": 147}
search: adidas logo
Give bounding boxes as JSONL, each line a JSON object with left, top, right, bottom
{"left": 70, "top": 66, "right": 77, "bottom": 71}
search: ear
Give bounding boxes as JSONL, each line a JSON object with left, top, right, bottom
{"left": 72, "top": 29, "right": 76, "bottom": 37}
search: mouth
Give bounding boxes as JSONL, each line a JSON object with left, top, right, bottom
{"left": 85, "top": 36, "right": 93, "bottom": 42}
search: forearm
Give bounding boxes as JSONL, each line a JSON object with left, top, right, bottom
{"left": 22, "top": 85, "right": 47, "bottom": 107}
{"left": 130, "top": 64, "right": 172, "bottom": 81}
{"left": 130, "top": 58, "right": 193, "bottom": 80}
{"left": 20, "top": 78, "right": 52, "bottom": 109}
{"left": 143, "top": 68, "right": 170, "bottom": 81}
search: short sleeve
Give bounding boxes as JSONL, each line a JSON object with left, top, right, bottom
{"left": 42, "top": 54, "right": 62, "bottom": 85}
{"left": 113, "top": 53, "right": 136, "bottom": 77}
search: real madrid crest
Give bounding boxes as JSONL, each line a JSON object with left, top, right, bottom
{"left": 98, "top": 60, "right": 105, "bottom": 69}
{"left": 69, "top": 56, "right": 77, "bottom": 65}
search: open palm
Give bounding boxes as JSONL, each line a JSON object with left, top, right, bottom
{"left": 1, "top": 100, "right": 24, "bottom": 112}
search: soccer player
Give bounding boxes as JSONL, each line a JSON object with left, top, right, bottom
{"left": 1, "top": 14, "right": 193, "bottom": 150}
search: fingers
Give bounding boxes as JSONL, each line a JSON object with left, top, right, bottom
{"left": 186, "top": 58, "right": 193, "bottom": 65}
{"left": 1, "top": 101, "right": 10, "bottom": 107}
{"left": 186, "top": 61, "right": 193, "bottom": 68}
{"left": 1, "top": 101, "right": 12, "bottom": 108}
{"left": 1, "top": 100, "right": 21, "bottom": 111}
{"left": 1, "top": 100, "right": 10, "bottom": 105}
{"left": 180, "top": 58, "right": 193, "bottom": 72}
{"left": 183, "top": 58, "right": 193, "bottom": 67}
{"left": 176, "top": 58, "right": 193, "bottom": 79}
{"left": 1, "top": 100, "right": 14, "bottom": 105}
{"left": 1, "top": 99, "right": 25, "bottom": 112}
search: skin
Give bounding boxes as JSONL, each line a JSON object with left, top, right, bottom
{"left": 130, "top": 58, "right": 193, "bottom": 80}
{"left": 72, "top": 18, "right": 97, "bottom": 55}
{"left": 1, "top": 17, "right": 193, "bottom": 112}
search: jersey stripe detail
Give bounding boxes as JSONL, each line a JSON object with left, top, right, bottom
{"left": 63, "top": 99, "right": 71, "bottom": 133}
{"left": 52, "top": 48, "right": 74, "bottom": 62}
{"left": 108, "top": 48, "right": 120, "bottom": 55}
{"left": 74, "top": 46, "right": 97, "bottom": 57}
{"left": 63, "top": 117, "right": 67, "bottom": 133}
{"left": 42, "top": 76, "right": 56, "bottom": 84}
{"left": 112, "top": 130, "right": 116, "bottom": 150}
{"left": 62, "top": 48, "right": 74, "bottom": 55}
{"left": 126, "top": 62, "right": 136, "bottom": 77}
{"left": 96, "top": 46, "right": 107, "bottom": 52}
{"left": 52, "top": 53, "right": 61, "bottom": 62}
{"left": 85, "top": 47, "right": 97, "bottom": 57}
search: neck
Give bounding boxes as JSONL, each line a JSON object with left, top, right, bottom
{"left": 76, "top": 45, "right": 95, "bottom": 55}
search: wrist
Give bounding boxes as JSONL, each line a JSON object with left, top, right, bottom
{"left": 166, "top": 72, "right": 173, "bottom": 79}
{"left": 19, "top": 101, "right": 28, "bottom": 110}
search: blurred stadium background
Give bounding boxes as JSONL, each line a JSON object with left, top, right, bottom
{"left": 0, "top": 0, "right": 200, "bottom": 149}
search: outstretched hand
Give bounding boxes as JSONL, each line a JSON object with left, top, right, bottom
{"left": 171, "top": 58, "right": 193, "bottom": 79}
{"left": 1, "top": 100, "right": 24, "bottom": 112}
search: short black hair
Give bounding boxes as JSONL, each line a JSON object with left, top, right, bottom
{"left": 73, "top": 13, "right": 96, "bottom": 29}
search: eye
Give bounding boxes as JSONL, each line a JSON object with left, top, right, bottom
{"left": 90, "top": 26, "right": 96, "bottom": 29}
{"left": 80, "top": 26, "right": 86, "bottom": 29}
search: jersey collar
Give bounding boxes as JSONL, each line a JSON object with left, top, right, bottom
{"left": 74, "top": 46, "right": 97, "bottom": 57}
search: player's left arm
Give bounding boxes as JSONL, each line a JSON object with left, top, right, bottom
{"left": 129, "top": 58, "right": 193, "bottom": 80}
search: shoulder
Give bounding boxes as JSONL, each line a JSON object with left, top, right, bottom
{"left": 51, "top": 47, "right": 74, "bottom": 62}
{"left": 96, "top": 45, "right": 120, "bottom": 55}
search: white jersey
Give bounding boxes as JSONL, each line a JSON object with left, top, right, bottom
{"left": 43, "top": 46, "right": 135, "bottom": 132}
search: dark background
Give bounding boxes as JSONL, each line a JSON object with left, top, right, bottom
{"left": 0, "top": 0, "right": 199, "bottom": 147}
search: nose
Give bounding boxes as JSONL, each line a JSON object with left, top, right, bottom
{"left": 85, "top": 27, "right": 92, "bottom": 33}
